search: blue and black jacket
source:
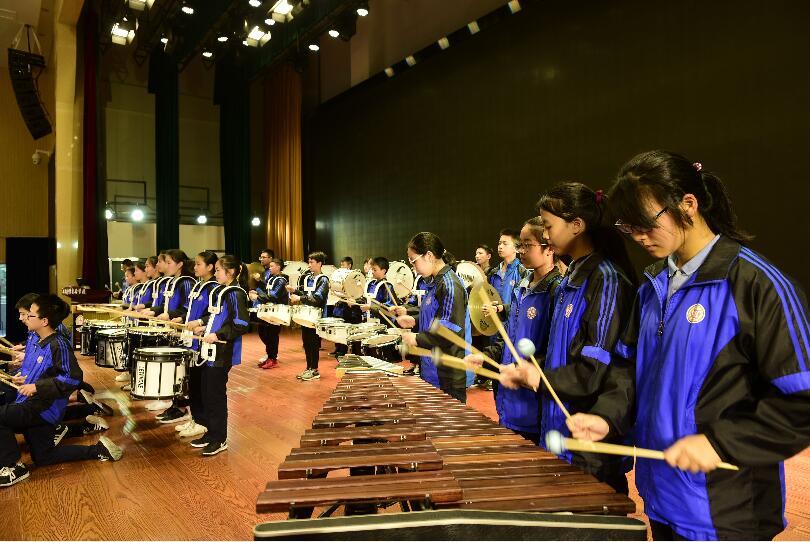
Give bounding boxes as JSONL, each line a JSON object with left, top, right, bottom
{"left": 182, "top": 279, "right": 219, "bottom": 352}
{"left": 591, "top": 236, "right": 810, "bottom": 540}
{"left": 542, "top": 252, "right": 634, "bottom": 463}
{"left": 489, "top": 258, "right": 528, "bottom": 319}
{"left": 164, "top": 275, "right": 195, "bottom": 319}
{"left": 484, "top": 268, "right": 563, "bottom": 433}
{"left": 413, "top": 266, "right": 471, "bottom": 398}
{"left": 200, "top": 282, "right": 250, "bottom": 367}
{"left": 252, "top": 268, "right": 272, "bottom": 305}
{"left": 256, "top": 274, "right": 289, "bottom": 307}
{"left": 150, "top": 276, "right": 174, "bottom": 310}
{"left": 295, "top": 273, "right": 330, "bottom": 311}
{"left": 15, "top": 332, "right": 82, "bottom": 424}
{"left": 360, "top": 278, "right": 393, "bottom": 321}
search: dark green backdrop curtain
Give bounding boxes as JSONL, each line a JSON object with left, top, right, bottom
{"left": 148, "top": 50, "right": 180, "bottom": 251}
{"left": 214, "top": 61, "right": 251, "bottom": 260}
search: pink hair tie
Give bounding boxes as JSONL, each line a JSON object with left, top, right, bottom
{"left": 595, "top": 190, "right": 604, "bottom": 205}
{"left": 693, "top": 162, "right": 703, "bottom": 172}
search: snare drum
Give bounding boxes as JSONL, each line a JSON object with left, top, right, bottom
{"left": 317, "top": 318, "right": 351, "bottom": 344}
{"left": 81, "top": 320, "right": 125, "bottom": 356}
{"left": 96, "top": 329, "right": 127, "bottom": 370}
{"left": 329, "top": 269, "right": 366, "bottom": 300}
{"left": 126, "top": 326, "right": 174, "bottom": 370}
{"left": 346, "top": 332, "right": 379, "bottom": 355}
{"left": 347, "top": 322, "right": 387, "bottom": 336}
{"left": 291, "top": 305, "right": 322, "bottom": 328}
{"left": 361, "top": 333, "right": 403, "bottom": 362}
{"left": 131, "top": 347, "right": 190, "bottom": 400}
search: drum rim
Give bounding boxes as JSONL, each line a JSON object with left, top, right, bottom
{"left": 362, "top": 334, "right": 401, "bottom": 346}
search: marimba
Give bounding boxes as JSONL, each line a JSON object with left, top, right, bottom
{"left": 255, "top": 373, "right": 643, "bottom": 540}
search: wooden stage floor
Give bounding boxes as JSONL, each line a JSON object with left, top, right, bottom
{"left": 2, "top": 328, "right": 809, "bottom": 540}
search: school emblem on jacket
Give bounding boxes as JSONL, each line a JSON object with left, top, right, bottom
{"left": 564, "top": 303, "right": 574, "bottom": 318}
{"left": 37, "top": 356, "right": 43, "bottom": 363}
{"left": 526, "top": 306, "right": 537, "bottom": 320}
{"left": 686, "top": 303, "right": 706, "bottom": 324}
{"left": 425, "top": 298, "right": 432, "bottom": 306}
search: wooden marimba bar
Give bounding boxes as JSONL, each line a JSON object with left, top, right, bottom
{"left": 257, "top": 372, "right": 635, "bottom": 518}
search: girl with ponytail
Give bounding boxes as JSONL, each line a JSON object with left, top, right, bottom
{"left": 392, "top": 232, "right": 470, "bottom": 403}
{"left": 188, "top": 254, "right": 249, "bottom": 456}
{"left": 566, "top": 150, "right": 810, "bottom": 540}
{"left": 500, "top": 182, "right": 636, "bottom": 494}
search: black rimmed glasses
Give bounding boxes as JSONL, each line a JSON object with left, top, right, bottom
{"left": 615, "top": 208, "right": 667, "bottom": 235}
{"left": 516, "top": 242, "right": 548, "bottom": 253}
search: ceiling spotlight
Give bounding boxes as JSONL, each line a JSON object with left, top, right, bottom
{"left": 128, "top": 0, "right": 155, "bottom": 11}
{"left": 438, "top": 37, "right": 449, "bottom": 50}
{"left": 356, "top": 2, "right": 369, "bottom": 17}
{"left": 468, "top": 21, "right": 480, "bottom": 34}
{"left": 131, "top": 208, "right": 145, "bottom": 222}
{"left": 264, "top": 18, "right": 276, "bottom": 26}
{"left": 160, "top": 36, "right": 168, "bottom": 44}
{"left": 249, "top": 0, "right": 262, "bottom": 6}
{"left": 271, "top": 0, "right": 293, "bottom": 15}
{"left": 196, "top": 214, "right": 208, "bottom": 225}
{"left": 508, "top": 0, "right": 521, "bottom": 14}
{"left": 104, "top": 208, "right": 114, "bottom": 220}
{"left": 328, "top": 29, "right": 339, "bottom": 38}
{"left": 72, "top": 240, "right": 79, "bottom": 249}
{"left": 217, "top": 35, "right": 228, "bottom": 42}
{"left": 242, "top": 39, "right": 249, "bottom": 46}
{"left": 405, "top": 55, "right": 416, "bottom": 67}
{"left": 251, "top": 216, "right": 261, "bottom": 227}
{"left": 110, "top": 22, "right": 135, "bottom": 45}
{"left": 181, "top": 5, "right": 194, "bottom": 15}
{"left": 384, "top": 67, "right": 394, "bottom": 78}
{"left": 308, "top": 43, "right": 319, "bottom": 51}
{"left": 246, "top": 26, "right": 271, "bottom": 46}
{"left": 202, "top": 51, "right": 213, "bottom": 58}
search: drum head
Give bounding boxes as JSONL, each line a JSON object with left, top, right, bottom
{"left": 386, "top": 261, "right": 414, "bottom": 299}
{"left": 129, "top": 327, "right": 171, "bottom": 335}
{"left": 98, "top": 329, "right": 126, "bottom": 338}
{"left": 362, "top": 334, "right": 400, "bottom": 346}
{"left": 283, "top": 261, "right": 309, "bottom": 289}
{"left": 134, "top": 346, "right": 189, "bottom": 361}
{"left": 321, "top": 265, "right": 337, "bottom": 279}
{"left": 347, "top": 332, "right": 378, "bottom": 343}
{"left": 455, "top": 261, "right": 486, "bottom": 290}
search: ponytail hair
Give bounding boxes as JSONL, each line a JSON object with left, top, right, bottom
{"left": 610, "top": 150, "right": 751, "bottom": 245}
{"left": 219, "top": 254, "right": 248, "bottom": 289}
{"left": 197, "top": 250, "right": 219, "bottom": 268}
{"left": 537, "top": 182, "right": 637, "bottom": 284}
{"left": 407, "top": 232, "right": 457, "bottom": 269}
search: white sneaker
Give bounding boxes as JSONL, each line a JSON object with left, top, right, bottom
{"left": 115, "top": 372, "right": 130, "bottom": 382}
{"left": 297, "top": 369, "right": 312, "bottom": 380}
{"left": 121, "top": 383, "right": 131, "bottom": 391}
{"left": 179, "top": 421, "right": 207, "bottom": 438}
{"left": 175, "top": 419, "right": 193, "bottom": 432}
{"left": 146, "top": 400, "right": 172, "bottom": 411}
{"left": 259, "top": 355, "right": 269, "bottom": 363}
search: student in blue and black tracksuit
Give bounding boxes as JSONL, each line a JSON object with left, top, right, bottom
{"left": 567, "top": 151, "right": 810, "bottom": 541}
{"left": 394, "top": 233, "right": 470, "bottom": 403}
{"left": 353, "top": 257, "right": 393, "bottom": 322}
{"left": 171, "top": 251, "right": 220, "bottom": 440}
{"left": 468, "top": 217, "right": 563, "bottom": 444}
{"left": 252, "top": 258, "right": 288, "bottom": 369}
{"left": 500, "top": 182, "right": 637, "bottom": 493}
{"left": 249, "top": 249, "right": 275, "bottom": 365}
{"left": 330, "top": 257, "right": 361, "bottom": 357}
{"left": 191, "top": 255, "right": 250, "bottom": 456}
{"left": 489, "top": 229, "right": 527, "bottom": 320}
{"left": 290, "top": 252, "right": 330, "bottom": 381}
{"left": 0, "top": 294, "right": 123, "bottom": 487}
{"left": 131, "top": 256, "right": 160, "bottom": 310}
{"left": 141, "top": 252, "right": 173, "bottom": 313}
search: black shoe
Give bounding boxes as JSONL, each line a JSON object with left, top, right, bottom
{"left": 96, "top": 436, "right": 123, "bottom": 461}
{"left": 82, "top": 415, "right": 109, "bottom": 435}
{"left": 482, "top": 380, "right": 494, "bottom": 392}
{"left": 157, "top": 407, "right": 189, "bottom": 424}
{"left": 201, "top": 441, "right": 228, "bottom": 456}
{"left": 53, "top": 424, "right": 68, "bottom": 446}
{"left": 190, "top": 437, "right": 209, "bottom": 448}
{"left": 0, "top": 463, "right": 29, "bottom": 487}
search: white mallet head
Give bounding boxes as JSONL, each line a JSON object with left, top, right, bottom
{"left": 516, "top": 337, "right": 536, "bottom": 358}
{"left": 398, "top": 343, "right": 410, "bottom": 358}
{"left": 430, "top": 347, "right": 443, "bottom": 365}
{"left": 545, "top": 430, "right": 566, "bottom": 455}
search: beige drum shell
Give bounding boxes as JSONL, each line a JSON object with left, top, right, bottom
{"left": 330, "top": 268, "right": 366, "bottom": 300}
{"left": 292, "top": 305, "right": 322, "bottom": 328}
{"left": 267, "top": 304, "right": 291, "bottom": 326}
{"left": 386, "top": 261, "right": 415, "bottom": 299}
{"left": 283, "top": 261, "right": 310, "bottom": 290}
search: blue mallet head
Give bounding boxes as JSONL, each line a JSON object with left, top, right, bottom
{"left": 516, "top": 337, "right": 536, "bottom": 358}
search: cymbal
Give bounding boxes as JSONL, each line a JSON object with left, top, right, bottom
{"left": 469, "top": 282, "right": 503, "bottom": 336}
{"left": 247, "top": 262, "right": 264, "bottom": 288}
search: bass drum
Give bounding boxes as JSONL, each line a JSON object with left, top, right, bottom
{"left": 321, "top": 265, "right": 339, "bottom": 306}
{"left": 282, "top": 261, "right": 310, "bottom": 292}
{"left": 386, "top": 261, "right": 414, "bottom": 300}
{"left": 330, "top": 268, "right": 366, "bottom": 300}
{"left": 455, "top": 260, "right": 486, "bottom": 290}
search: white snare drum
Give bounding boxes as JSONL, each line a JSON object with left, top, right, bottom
{"left": 96, "top": 329, "right": 127, "bottom": 370}
{"left": 347, "top": 322, "right": 386, "bottom": 336}
{"left": 261, "top": 303, "right": 291, "bottom": 326}
{"left": 455, "top": 260, "right": 486, "bottom": 290}
{"left": 316, "top": 318, "right": 351, "bottom": 344}
{"left": 131, "top": 347, "right": 189, "bottom": 400}
{"left": 386, "top": 261, "right": 415, "bottom": 300}
{"left": 330, "top": 268, "right": 366, "bottom": 300}
{"left": 292, "top": 305, "right": 322, "bottom": 328}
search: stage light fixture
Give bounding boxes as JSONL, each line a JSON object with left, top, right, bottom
{"left": 328, "top": 29, "right": 339, "bottom": 38}
{"left": 384, "top": 67, "right": 394, "bottom": 77}
{"left": 110, "top": 21, "right": 135, "bottom": 45}
{"left": 218, "top": 35, "right": 228, "bottom": 42}
{"left": 508, "top": 0, "right": 521, "bottom": 14}
{"left": 72, "top": 240, "right": 79, "bottom": 249}
{"left": 196, "top": 214, "right": 208, "bottom": 224}
{"left": 202, "top": 51, "right": 213, "bottom": 58}
{"left": 104, "top": 208, "right": 114, "bottom": 220}
{"left": 405, "top": 55, "right": 416, "bottom": 67}
{"left": 160, "top": 36, "right": 168, "bottom": 44}
{"left": 356, "top": 2, "right": 369, "bottom": 17}
{"left": 131, "top": 208, "right": 145, "bottom": 222}
{"left": 271, "top": 0, "right": 293, "bottom": 15}
{"left": 251, "top": 217, "right": 261, "bottom": 227}
{"left": 468, "top": 21, "right": 480, "bottom": 34}
{"left": 264, "top": 18, "right": 276, "bottom": 26}
{"left": 249, "top": 0, "right": 262, "bottom": 6}
{"left": 128, "top": 0, "right": 155, "bottom": 10}
{"left": 308, "top": 43, "right": 319, "bottom": 51}
{"left": 181, "top": 4, "right": 194, "bottom": 15}
{"left": 438, "top": 37, "right": 449, "bottom": 50}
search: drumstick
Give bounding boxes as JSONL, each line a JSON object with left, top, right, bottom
{"left": 84, "top": 306, "right": 189, "bottom": 330}
{"left": 400, "top": 344, "right": 500, "bottom": 380}
{"left": 545, "top": 430, "right": 739, "bottom": 471}
{"left": 0, "top": 337, "right": 15, "bottom": 348}
{"left": 180, "top": 333, "right": 226, "bottom": 345}
{"left": 0, "top": 345, "right": 17, "bottom": 356}
{"left": 478, "top": 289, "right": 528, "bottom": 370}
{"left": 367, "top": 298, "right": 398, "bottom": 329}
{"left": 382, "top": 282, "right": 400, "bottom": 306}
{"left": 427, "top": 321, "right": 501, "bottom": 372}
{"left": 517, "top": 338, "right": 570, "bottom": 419}
{"left": 0, "top": 373, "right": 21, "bottom": 390}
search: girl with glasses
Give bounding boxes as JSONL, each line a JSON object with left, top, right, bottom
{"left": 567, "top": 150, "right": 810, "bottom": 540}
{"left": 499, "top": 181, "right": 636, "bottom": 493}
